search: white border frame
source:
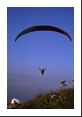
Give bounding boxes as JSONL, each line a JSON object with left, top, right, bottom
{"left": 0, "top": 0, "right": 81, "bottom": 116}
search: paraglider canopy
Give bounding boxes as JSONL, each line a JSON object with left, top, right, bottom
{"left": 15, "top": 25, "right": 72, "bottom": 42}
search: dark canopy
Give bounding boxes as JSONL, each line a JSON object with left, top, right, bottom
{"left": 15, "top": 25, "right": 72, "bottom": 42}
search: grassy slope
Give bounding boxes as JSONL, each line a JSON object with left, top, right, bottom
{"left": 8, "top": 87, "right": 74, "bottom": 109}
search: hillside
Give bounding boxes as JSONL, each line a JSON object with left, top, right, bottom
{"left": 7, "top": 87, "right": 74, "bottom": 109}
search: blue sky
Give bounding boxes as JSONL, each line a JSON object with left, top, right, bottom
{"left": 7, "top": 7, "right": 74, "bottom": 101}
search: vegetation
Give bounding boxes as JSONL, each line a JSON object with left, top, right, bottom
{"left": 7, "top": 87, "right": 74, "bottom": 109}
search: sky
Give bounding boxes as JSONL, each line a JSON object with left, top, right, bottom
{"left": 7, "top": 7, "right": 74, "bottom": 101}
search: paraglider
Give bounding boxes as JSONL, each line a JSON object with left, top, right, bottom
{"left": 11, "top": 98, "right": 21, "bottom": 105}
{"left": 15, "top": 25, "right": 72, "bottom": 77}
{"left": 39, "top": 67, "right": 46, "bottom": 76}
{"left": 60, "top": 80, "right": 66, "bottom": 84}
{"left": 15, "top": 25, "right": 72, "bottom": 42}
{"left": 60, "top": 80, "right": 67, "bottom": 87}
